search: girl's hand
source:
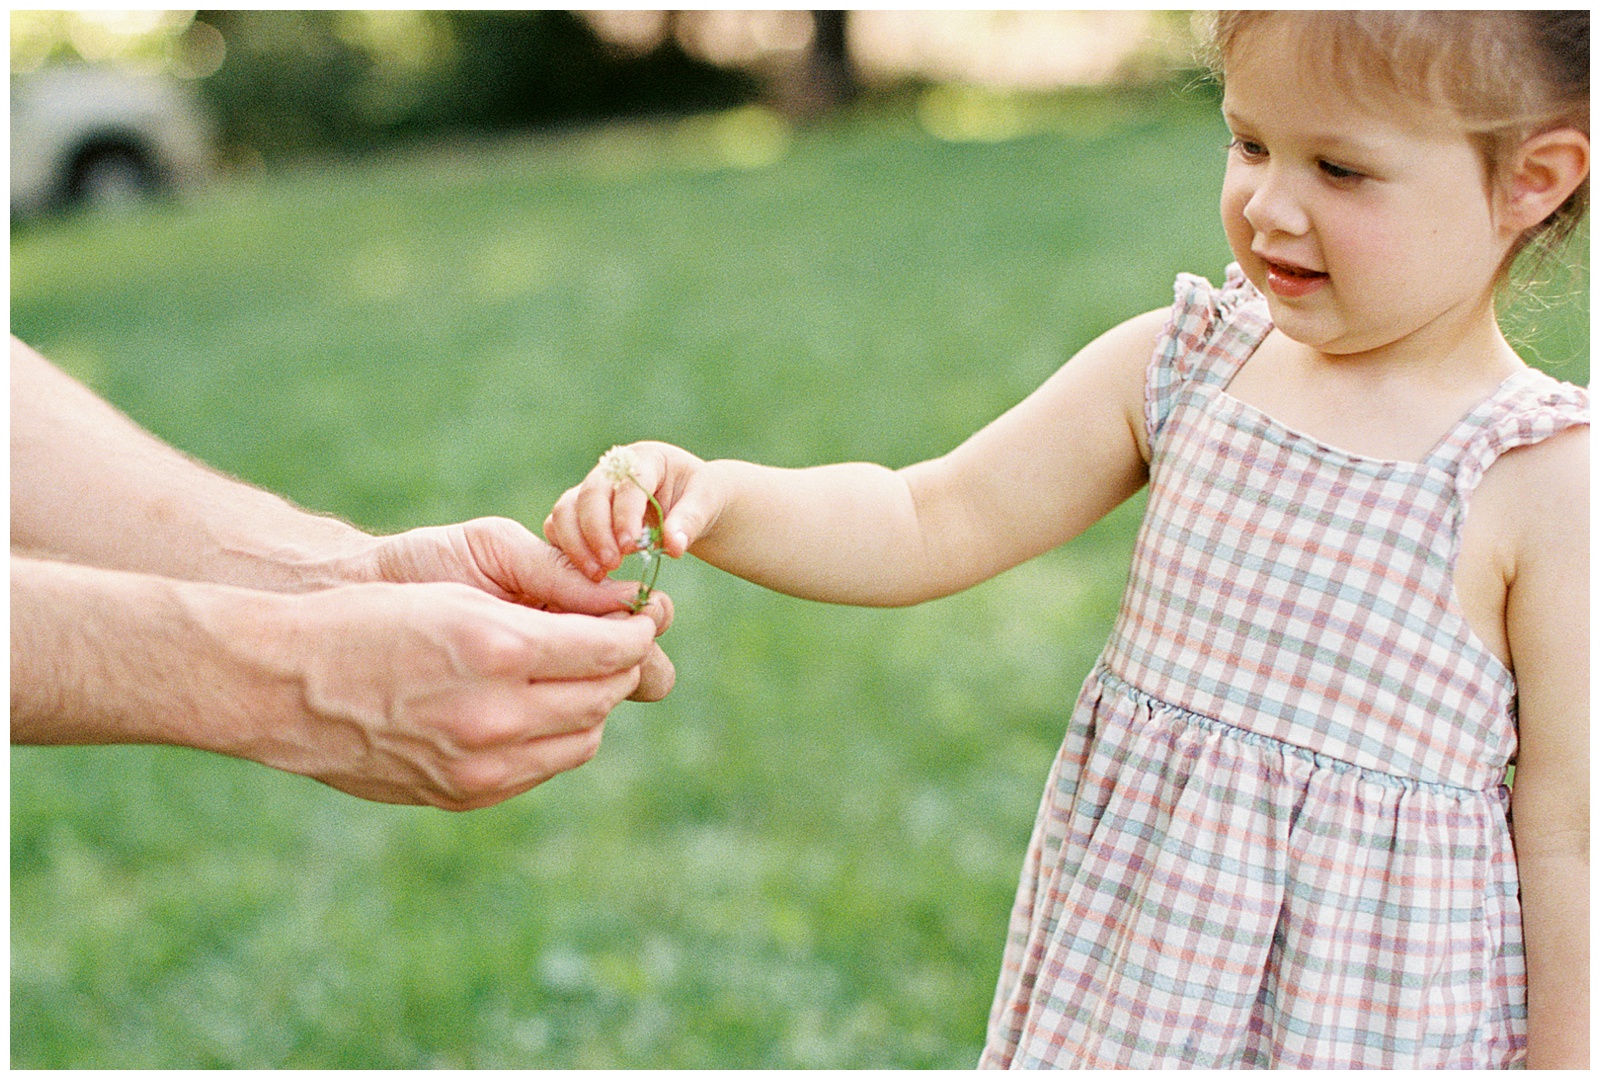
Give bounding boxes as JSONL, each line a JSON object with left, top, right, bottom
{"left": 544, "top": 441, "right": 722, "bottom": 582}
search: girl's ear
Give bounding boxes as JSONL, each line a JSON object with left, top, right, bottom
{"left": 1498, "top": 128, "right": 1590, "bottom": 233}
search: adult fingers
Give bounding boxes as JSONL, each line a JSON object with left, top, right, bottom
{"left": 637, "top": 589, "right": 674, "bottom": 636}
{"left": 497, "top": 664, "right": 641, "bottom": 740}
{"left": 429, "top": 721, "right": 610, "bottom": 812}
{"left": 628, "top": 641, "right": 676, "bottom": 702}
{"left": 484, "top": 526, "right": 645, "bottom": 615}
{"left": 499, "top": 606, "right": 658, "bottom": 683}
{"left": 447, "top": 661, "right": 640, "bottom": 759}
{"left": 598, "top": 591, "right": 673, "bottom": 633}
{"left": 453, "top": 516, "right": 603, "bottom": 606}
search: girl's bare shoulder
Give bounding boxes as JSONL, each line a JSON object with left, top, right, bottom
{"left": 1067, "top": 306, "right": 1172, "bottom": 462}
{"left": 1478, "top": 422, "right": 1589, "bottom": 561}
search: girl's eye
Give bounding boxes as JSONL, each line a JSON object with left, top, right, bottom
{"left": 1228, "top": 138, "right": 1267, "bottom": 161}
{"left": 1318, "top": 159, "right": 1363, "bottom": 181}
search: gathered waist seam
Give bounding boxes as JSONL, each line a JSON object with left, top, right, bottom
{"left": 1094, "top": 664, "right": 1502, "bottom": 798}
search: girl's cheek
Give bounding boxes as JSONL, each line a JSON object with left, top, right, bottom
{"left": 1220, "top": 189, "right": 1255, "bottom": 259}
{"left": 1322, "top": 209, "right": 1401, "bottom": 275}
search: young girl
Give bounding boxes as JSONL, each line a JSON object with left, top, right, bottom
{"left": 547, "top": 12, "right": 1589, "bottom": 1068}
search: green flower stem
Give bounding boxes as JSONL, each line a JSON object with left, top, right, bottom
{"left": 628, "top": 480, "right": 668, "bottom": 613}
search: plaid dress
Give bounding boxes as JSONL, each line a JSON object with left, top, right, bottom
{"left": 981, "top": 266, "right": 1589, "bottom": 1069}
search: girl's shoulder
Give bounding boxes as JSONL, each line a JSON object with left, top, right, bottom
{"left": 1147, "top": 264, "right": 1271, "bottom": 439}
{"left": 1464, "top": 384, "right": 1586, "bottom": 631}
{"left": 1168, "top": 262, "right": 1268, "bottom": 341}
{"left": 1451, "top": 366, "right": 1589, "bottom": 496}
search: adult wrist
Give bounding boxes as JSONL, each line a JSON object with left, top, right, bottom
{"left": 206, "top": 507, "right": 379, "bottom": 593}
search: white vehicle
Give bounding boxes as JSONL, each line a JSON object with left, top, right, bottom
{"left": 11, "top": 65, "right": 213, "bottom": 217}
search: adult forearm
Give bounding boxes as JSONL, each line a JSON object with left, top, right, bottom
{"left": 10, "top": 556, "right": 291, "bottom": 752}
{"left": 10, "top": 555, "right": 296, "bottom": 752}
{"left": 10, "top": 337, "right": 371, "bottom": 591}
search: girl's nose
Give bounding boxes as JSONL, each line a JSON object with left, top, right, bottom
{"left": 1242, "top": 171, "right": 1310, "bottom": 237}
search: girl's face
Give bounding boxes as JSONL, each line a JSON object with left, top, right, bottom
{"left": 1219, "top": 21, "right": 1519, "bottom": 360}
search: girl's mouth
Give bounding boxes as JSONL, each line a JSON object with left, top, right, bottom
{"left": 1262, "top": 259, "right": 1329, "bottom": 298}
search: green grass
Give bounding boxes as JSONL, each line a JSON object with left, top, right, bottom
{"left": 10, "top": 88, "right": 1588, "bottom": 1068}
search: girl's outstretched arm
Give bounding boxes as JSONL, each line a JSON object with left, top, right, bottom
{"left": 1500, "top": 427, "right": 1590, "bottom": 1068}
{"left": 546, "top": 308, "right": 1162, "bottom": 606}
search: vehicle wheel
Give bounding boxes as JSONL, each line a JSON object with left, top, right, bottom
{"left": 65, "top": 144, "right": 161, "bottom": 210}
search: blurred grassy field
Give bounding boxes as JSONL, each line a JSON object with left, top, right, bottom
{"left": 10, "top": 88, "right": 1588, "bottom": 1069}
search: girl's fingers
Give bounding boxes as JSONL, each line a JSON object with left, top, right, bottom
{"left": 629, "top": 444, "right": 680, "bottom": 549}
{"left": 573, "top": 474, "right": 625, "bottom": 573}
{"left": 661, "top": 506, "right": 698, "bottom": 557}
{"left": 660, "top": 473, "right": 718, "bottom": 557}
{"left": 542, "top": 494, "right": 590, "bottom": 577}
{"left": 548, "top": 482, "right": 612, "bottom": 580}
{"left": 605, "top": 445, "right": 669, "bottom": 553}
{"left": 548, "top": 446, "right": 679, "bottom": 580}
{"left": 610, "top": 479, "right": 650, "bottom": 554}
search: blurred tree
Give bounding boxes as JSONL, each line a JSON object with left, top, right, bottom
{"left": 195, "top": 9, "right": 759, "bottom": 160}
{"left": 753, "top": 10, "right": 859, "bottom": 121}
{"left": 800, "top": 11, "right": 859, "bottom": 115}
{"left": 197, "top": 10, "right": 376, "bottom": 154}
{"left": 423, "top": 11, "right": 757, "bottom": 130}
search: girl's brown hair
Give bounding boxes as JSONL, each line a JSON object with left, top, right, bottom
{"left": 1203, "top": 11, "right": 1589, "bottom": 273}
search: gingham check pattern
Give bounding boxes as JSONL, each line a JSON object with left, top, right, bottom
{"left": 981, "top": 266, "right": 1588, "bottom": 1069}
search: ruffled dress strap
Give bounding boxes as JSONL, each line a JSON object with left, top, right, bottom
{"left": 1424, "top": 365, "right": 1590, "bottom": 498}
{"left": 1146, "top": 263, "right": 1271, "bottom": 445}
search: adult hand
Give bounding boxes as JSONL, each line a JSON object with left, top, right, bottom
{"left": 12, "top": 338, "right": 677, "bottom": 807}
{"left": 352, "top": 516, "right": 676, "bottom": 702}
{"left": 257, "top": 580, "right": 668, "bottom": 810}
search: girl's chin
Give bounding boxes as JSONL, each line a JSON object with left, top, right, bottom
{"left": 1259, "top": 302, "right": 1340, "bottom": 350}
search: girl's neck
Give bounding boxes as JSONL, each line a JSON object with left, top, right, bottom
{"left": 1301, "top": 293, "right": 1523, "bottom": 389}
{"left": 1227, "top": 302, "right": 1524, "bottom": 464}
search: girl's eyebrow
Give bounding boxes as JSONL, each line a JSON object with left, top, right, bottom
{"left": 1221, "top": 106, "right": 1382, "bottom": 156}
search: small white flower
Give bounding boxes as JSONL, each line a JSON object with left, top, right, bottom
{"left": 598, "top": 445, "right": 639, "bottom": 488}
{"left": 597, "top": 448, "right": 667, "bottom": 613}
